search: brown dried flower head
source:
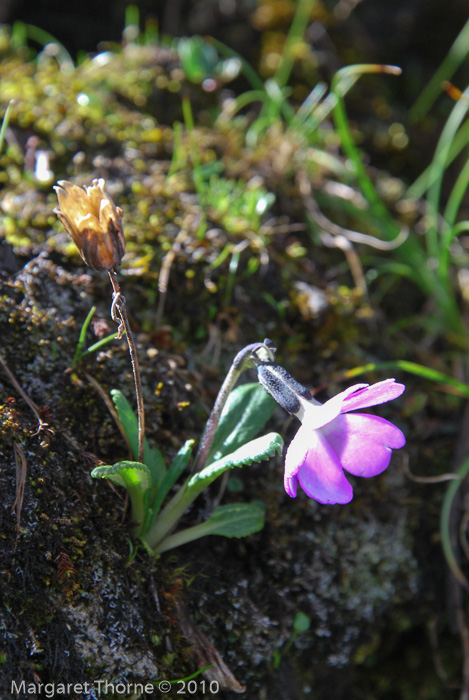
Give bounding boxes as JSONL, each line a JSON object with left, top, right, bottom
{"left": 54, "top": 178, "right": 126, "bottom": 271}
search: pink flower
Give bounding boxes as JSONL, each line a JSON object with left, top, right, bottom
{"left": 284, "top": 379, "right": 406, "bottom": 504}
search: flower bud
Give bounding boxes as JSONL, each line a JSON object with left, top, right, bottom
{"left": 257, "top": 363, "right": 311, "bottom": 415}
{"left": 54, "top": 178, "right": 125, "bottom": 271}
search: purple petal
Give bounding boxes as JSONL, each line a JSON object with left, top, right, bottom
{"left": 284, "top": 423, "right": 308, "bottom": 497}
{"left": 321, "top": 413, "right": 406, "bottom": 478}
{"left": 284, "top": 471, "right": 298, "bottom": 498}
{"left": 340, "top": 379, "right": 405, "bottom": 413}
{"left": 285, "top": 424, "right": 353, "bottom": 504}
{"left": 302, "top": 383, "right": 369, "bottom": 430}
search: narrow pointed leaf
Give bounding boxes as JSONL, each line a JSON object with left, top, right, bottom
{"left": 345, "top": 360, "right": 469, "bottom": 399}
{"left": 149, "top": 439, "right": 195, "bottom": 519}
{"left": 72, "top": 305, "right": 96, "bottom": 364}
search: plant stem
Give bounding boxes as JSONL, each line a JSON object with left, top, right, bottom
{"left": 143, "top": 475, "right": 193, "bottom": 550}
{"left": 108, "top": 270, "right": 145, "bottom": 463}
{"left": 153, "top": 520, "right": 214, "bottom": 554}
{"left": 192, "top": 339, "right": 275, "bottom": 472}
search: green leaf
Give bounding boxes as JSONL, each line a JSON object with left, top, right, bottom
{"left": 207, "top": 382, "right": 277, "bottom": 465}
{"left": 110, "top": 389, "right": 139, "bottom": 458}
{"left": 91, "top": 460, "right": 151, "bottom": 528}
{"left": 72, "top": 305, "right": 96, "bottom": 365}
{"left": 79, "top": 330, "right": 120, "bottom": 359}
{"left": 189, "top": 432, "right": 283, "bottom": 495}
{"left": 146, "top": 440, "right": 195, "bottom": 525}
{"left": 202, "top": 502, "right": 265, "bottom": 537}
{"left": 91, "top": 460, "right": 150, "bottom": 491}
{"left": 111, "top": 389, "right": 166, "bottom": 485}
{"left": 143, "top": 432, "right": 283, "bottom": 551}
{"left": 153, "top": 502, "right": 265, "bottom": 553}
{"left": 178, "top": 36, "right": 219, "bottom": 83}
{"left": 293, "top": 612, "right": 311, "bottom": 634}
{"left": 71, "top": 306, "right": 122, "bottom": 365}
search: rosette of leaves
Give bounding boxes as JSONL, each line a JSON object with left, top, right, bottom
{"left": 91, "top": 383, "right": 282, "bottom": 554}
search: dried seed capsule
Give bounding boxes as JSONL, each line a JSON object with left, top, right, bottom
{"left": 54, "top": 178, "right": 125, "bottom": 271}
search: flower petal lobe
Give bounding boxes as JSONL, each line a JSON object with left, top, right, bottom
{"left": 341, "top": 379, "right": 405, "bottom": 413}
{"left": 321, "top": 413, "right": 405, "bottom": 478}
{"left": 286, "top": 425, "right": 353, "bottom": 504}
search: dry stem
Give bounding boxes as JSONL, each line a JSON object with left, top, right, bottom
{"left": 108, "top": 270, "right": 145, "bottom": 463}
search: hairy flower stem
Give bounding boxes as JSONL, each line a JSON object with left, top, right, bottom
{"left": 108, "top": 270, "right": 145, "bottom": 463}
{"left": 193, "top": 340, "right": 276, "bottom": 472}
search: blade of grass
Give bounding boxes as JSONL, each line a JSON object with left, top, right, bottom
{"left": 343, "top": 360, "right": 469, "bottom": 399}
{"left": 0, "top": 100, "right": 14, "bottom": 155}
{"left": 410, "top": 18, "right": 469, "bottom": 122}
{"left": 273, "top": 0, "right": 316, "bottom": 90}
{"left": 331, "top": 64, "right": 402, "bottom": 231}
{"left": 22, "top": 23, "right": 74, "bottom": 70}
{"left": 79, "top": 331, "right": 121, "bottom": 359}
{"left": 224, "top": 246, "right": 242, "bottom": 304}
{"left": 72, "top": 306, "right": 122, "bottom": 364}
{"left": 440, "top": 456, "right": 469, "bottom": 591}
{"left": 168, "top": 121, "right": 185, "bottom": 178}
{"left": 444, "top": 159, "right": 469, "bottom": 229}
{"left": 182, "top": 96, "right": 205, "bottom": 207}
{"left": 294, "top": 82, "right": 328, "bottom": 126}
{"left": 72, "top": 306, "right": 96, "bottom": 365}
{"left": 210, "top": 38, "right": 265, "bottom": 91}
{"left": 425, "top": 86, "right": 469, "bottom": 262}
{"left": 439, "top": 158, "right": 469, "bottom": 280}
{"left": 408, "top": 120, "right": 469, "bottom": 199}
{"left": 330, "top": 64, "right": 464, "bottom": 336}
{"left": 220, "top": 89, "right": 272, "bottom": 118}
